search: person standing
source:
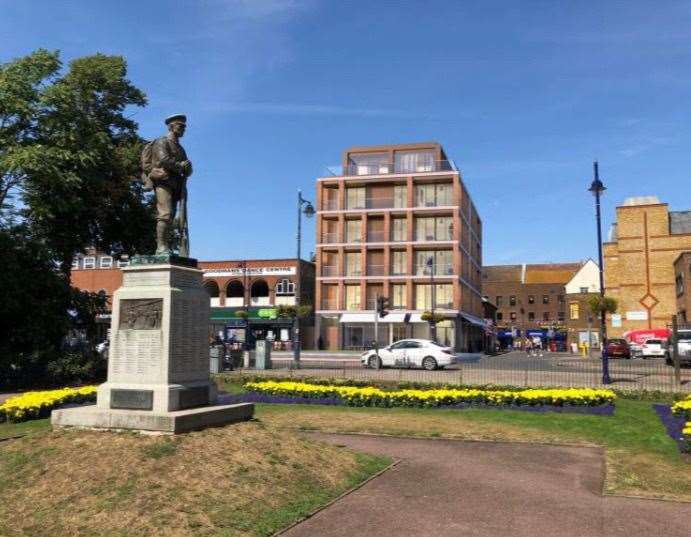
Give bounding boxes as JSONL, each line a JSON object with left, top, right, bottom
{"left": 525, "top": 336, "right": 533, "bottom": 357}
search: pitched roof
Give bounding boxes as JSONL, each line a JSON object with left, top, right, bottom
{"left": 482, "top": 265, "right": 522, "bottom": 282}
{"left": 524, "top": 263, "right": 583, "bottom": 284}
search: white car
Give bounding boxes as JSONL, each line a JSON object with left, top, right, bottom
{"left": 361, "top": 339, "right": 456, "bottom": 370}
{"left": 640, "top": 339, "right": 667, "bottom": 358}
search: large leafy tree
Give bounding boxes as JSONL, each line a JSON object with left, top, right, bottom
{"left": 1, "top": 49, "right": 155, "bottom": 276}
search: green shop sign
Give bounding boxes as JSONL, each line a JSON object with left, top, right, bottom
{"left": 257, "top": 308, "right": 278, "bottom": 319}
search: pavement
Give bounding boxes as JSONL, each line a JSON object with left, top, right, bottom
{"left": 281, "top": 433, "right": 691, "bottom": 537}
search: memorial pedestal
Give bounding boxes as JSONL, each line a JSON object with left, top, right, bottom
{"left": 52, "top": 257, "right": 253, "bottom": 433}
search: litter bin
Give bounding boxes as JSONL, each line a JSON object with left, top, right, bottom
{"left": 255, "top": 339, "right": 272, "bottom": 370}
{"left": 209, "top": 345, "right": 222, "bottom": 374}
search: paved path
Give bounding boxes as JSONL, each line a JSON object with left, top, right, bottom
{"left": 281, "top": 434, "right": 690, "bottom": 537}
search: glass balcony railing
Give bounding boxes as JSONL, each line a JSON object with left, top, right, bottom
{"left": 415, "top": 264, "right": 454, "bottom": 276}
{"left": 321, "top": 232, "right": 338, "bottom": 244}
{"left": 320, "top": 299, "right": 339, "bottom": 310}
{"left": 345, "top": 268, "right": 363, "bottom": 277}
{"left": 346, "top": 301, "right": 361, "bottom": 311}
{"left": 322, "top": 199, "right": 339, "bottom": 211}
{"left": 321, "top": 265, "right": 338, "bottom": 277}
{"left": 336, "top": 160, "right": 457, "bottom": 177}
{"left": 345, "top": 235, "right": 362, "bottom": 243}
{"left": 345, "top": 197, "right": 407, "bottom": 210}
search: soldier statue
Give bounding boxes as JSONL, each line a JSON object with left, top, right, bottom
{"left": 141, "top": 114, "right": 193, "bottom": 257}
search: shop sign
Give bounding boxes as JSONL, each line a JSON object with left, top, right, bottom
{"left": 257, "top": 308, "right": 278, "bottom": 319}
{"left": 204, "top": 266, "right": 296, "bottom": 278}
{"left": 611, "top": 314, "right": 622, "bottom": 327}
{"left": 626, "top": 311, "right": 648, "bottom": 321}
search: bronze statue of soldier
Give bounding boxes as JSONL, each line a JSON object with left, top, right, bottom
{"left": 141, "top": 114, "right": 193, "bottom": 257}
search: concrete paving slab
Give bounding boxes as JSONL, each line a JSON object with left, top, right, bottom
{"left": 280, "top": 434, "right": 690, "bottom": 537}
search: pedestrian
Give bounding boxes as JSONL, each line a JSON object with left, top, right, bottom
{"left": 533, "top": 335, "right": 543, "bottom": 357}
{"left": 525, "top": 337, "right": 533, "bottom": 357}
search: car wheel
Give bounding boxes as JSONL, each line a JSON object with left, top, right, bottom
{"left": 665, "top": 356, "right": 672, "bottom": 366}
{"left": 368, "top": 355, "right": 382, "bottom": 369}
{"left": 422, "top": 356, "right": 438, "bottom": 371}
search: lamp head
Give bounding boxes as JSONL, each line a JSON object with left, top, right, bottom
{"left": 303, "top": 202, "right": 315, "bottom": 218}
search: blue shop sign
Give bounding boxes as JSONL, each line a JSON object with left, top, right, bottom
{"left": 526, "top": 329, "right": 547, "bottom": 338}
{"left": 498, "top": 330, "right": 521, "bottom": 338}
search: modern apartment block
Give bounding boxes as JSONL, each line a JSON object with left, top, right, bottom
{"left": 314, "top": 142, "right": 485, "bottom": 351}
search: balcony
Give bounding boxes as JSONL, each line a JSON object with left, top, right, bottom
{"left": 335, "top": 160, "right": 457, "bottom": 177}
{"left": 321, "top": 232, "right": 338, "bottom": 244}
{"left": 322, "top": 199, "right": 339, "bottom": 211}
{"left": 367, "top": 230, "right": 386, "bottom": 242}
{"left": 345, "top": 234, "right": 362, "bottom": 243}
{"left": 320, "top": 299, "right": 339, "bottom": 310}
{"left": 346, "top": 301, "right": 361, "bottom": 311}
{"left": 366, "top": 264, "right": 385, "bottom": 276}
{"left": 415, "top": 232, "right": 453, "bottom": 242}
{"left": 344, "top": 268, "right": 363, "bottom": 277}
{"left": 415, "top": 264, "right": 454, "bottom": 276}
{"left": 321, "top": 265, "right": 338, "bottom": 277}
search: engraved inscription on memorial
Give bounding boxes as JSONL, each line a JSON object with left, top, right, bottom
{"left": 119, "top": 299, "right": 163, "bottom": 330}
{"left": 111, "top": 389, "right": 154, "bottom": 410}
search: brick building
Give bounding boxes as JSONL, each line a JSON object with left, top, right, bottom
{"left": 603, "top": 197, "right": 691, "bottom": 337}
{"left": 674, "top": 251, "right": 691, "bottom": 325}
{"left": 314, "top": 142, "right": 485, "bottom": 351}
{"left": 70, "top": 253, "right": 316, "bottom": 349}
{"left": 482, "top": 262, "right": 585, "bottom": 349}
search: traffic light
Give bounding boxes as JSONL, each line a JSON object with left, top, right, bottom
{"left": 376, "top": 296, "right": 390, "bottom": 318}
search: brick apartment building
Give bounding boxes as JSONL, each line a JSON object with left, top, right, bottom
{"left": 482, "top": 261, "right": 599, "bottom": 349}
{"left": 674, "top": 251, "right": 691, "bottom": 326}
{"left": 70, "top": 251, "right": 315, "bottom": 348}
{"left": 314, "top": 142, "right": 486, "bottom": 351}
{"left": 604, "top": 197, "right": 691, "bottom": 337}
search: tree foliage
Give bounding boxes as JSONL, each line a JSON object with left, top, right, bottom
{"left": 588, "top": 295, "right": 618, "bottom": 316}
{"left": 421, "top": 311, "right": 446, "bottom": 324}
{"left": 276, "top": 304, "right": 313, "bottom": 319}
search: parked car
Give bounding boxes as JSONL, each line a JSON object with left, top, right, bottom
{"left": 361, "top": 339, "right": 456, "bottom": 370}
{"left": 665, "top": 330, "right": 691, "bottom": 366}
{"left": 605, "top": 338, "right": 631, "bottom": 359}
{"left": 640, "top": 338, "right": 667, "bottom": 359}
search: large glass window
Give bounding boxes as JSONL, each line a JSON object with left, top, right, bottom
{"left": 415, "top": 250, "right": 453, "bottom": 275}
{"left": 99, "top": 256, "right": 113, "bottom": 269}
{"left": 395, "top": 150, "right": 435, "bottom": 173}
{"left": 345, "top": 252, "right": 362, "bottom": 277}
{"left": 345, "top": 219, "right": 362, "bottom": 243}
{"left": 415, "top": 216, "right": 452, "bottom": 241}
{"left": 391, "top": 217, "right": 407, "bottom": 242}
{"left": 415, "top": 183, "right": 453, "bottom": 207}
{"left": 345, "top": 285, "right": 361, "bottom": 310}
{"left": 391, "top": 284, "right": 406, "bottom": 309}
{"left": 393, "top": 185, "right": 407, "bottom": 208}
{"left": 83, "top": 256, "right": 96, "bottom": 269}
{"left": 349, "top": 153, "right": 389, "bottom": 175}
{"left": 345, "top": 187, "right": 365, "bottom": 209}
{"left": 569, "top": 302, "right": 580, "bottom": 320}
{"left": 391, "top": 251, "right": 407, "bottom": 275}
{"left": 415, "top": 283, "right": 453, "bottom": 309}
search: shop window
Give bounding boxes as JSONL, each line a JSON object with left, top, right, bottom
{"left": 99, "top": 256, "right": 113, "bottom": 269}
{"left": 83, "top": 256, "right": 96, "bottom": 269}
{"left": 276, "top": 279, "right": 295, "bottom": 295}
{"left": 569, "top": 302, "right": 580, "bottom": 320}
{"left": 509, "top": 295, "right": 516, "bottom": 306}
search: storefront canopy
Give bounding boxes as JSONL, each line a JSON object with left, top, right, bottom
{"left": 339, "top": 312, "right": 425, "bottom": 323}
{"left": 460, "top": 312, "right": 487, "bottom": 328}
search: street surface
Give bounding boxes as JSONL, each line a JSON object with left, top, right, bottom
{"left": 281, "top": 433, "right": 691, "bottom": 537}
{"left": 244, "top": 351, "right": 691, "bottom": 392}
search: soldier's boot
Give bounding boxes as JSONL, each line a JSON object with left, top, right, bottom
{"left": 155, "top": 220, "right": 170, "bottom": 255}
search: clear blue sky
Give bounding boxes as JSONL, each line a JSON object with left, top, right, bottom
{"left": 2, "top": 1, "right": 690, "bottom": 265}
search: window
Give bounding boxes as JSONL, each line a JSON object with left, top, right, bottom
{"left": 435, "top": 284, "right": 453, "bottom": 308}
{"left": 345, "top": 285, "right": 361, "bottom": 310}
{"left": 558, "top": 311, "right": 565, "bottom": 322}
{"left": 415, "top": 283, "right": 453, "bottom": 309}
{"left": 391, "top": 284, "right": 406, "bottom": 309}
{"left": 393, "top": 185, "right": 407, "bottom": 208}
{"left": 415, "top": 250, "right": 453, "bottom": 275}
{"left": 415, "top": 183, "right": 453, "bottom": 207}
{"left": 569, "top": 302, "right": 580, "bottom": 320}
{"left": 346, "top": 187, "right": 365, "bottom": 209}
{"left": 345, "top": 252, "right": 362, "bottom": 277}
{"left": 528, "top": 312, "right": 535, "bottom": 321}
{"left": 83, "top": 256, "right": 96, "bottom": 269}
{"left": 349, "top": 153, "right": 389, "bottom": 175}
{"left": 558, "top": 294, "right": 564, "bottom": 304}
{"left": 528, "top": 295, "right": 535, "bottom": 304}
{"left": 676, "top": 274, "right": 684, "bottom": 296}
{"left": 391, "top": 251, "right": 407, "bottom": 275}
{"left": 276, "top": 279, "right": 295, "bottom": 295}
{"left": 345, "top": 219, "right": 362, "bottom": 243}
{"left": 496, "top": 296, "right": 502, "bottom": 307}
{"left": 542, "top": 295, "right": 549, "bottom": 304}
{"left": 391, "top": 217, "right": 407, "bottom": 242}
{"left": 496, "top": 312, "right": 503, "bottom": 321}
{"left": 99, "top": 256, "right": 113, "bottom": 269}
{"left": 579, "top": 287, "right": 589, "bottom": 294}
{"left": 117, "top": 257, "right": 129, "bottom": 267}
{"left": 414, "top": 216, "right": 452, "bottom": 241}
{"left": 395, "top": 150, "right": 435, "bottom": 173}
{"left": 72, "top": 258, "right": 80, "bottom": 269}
{"left": 510, "top": 312, "right": 517, "bottom": 321}
{"left": 509, "top": 295, "right": 516, "bottom": 306}
{"left": 543, "top": 312, "right": 550, "bottom": 321}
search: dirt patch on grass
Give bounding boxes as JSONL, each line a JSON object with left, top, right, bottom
{"left": 0, "top": 421, "right": 390, "bottom": 536}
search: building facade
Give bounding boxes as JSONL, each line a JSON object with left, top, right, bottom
{"left": 563, "top": 259, "right": 602, "bottom": 349}
{"left": 482, "top": 262, "right": 585, "bottom": 349}
{"left": 71, "top": 253, "right": 315, "bottom": 349}
{"left": 674, "top": 251, "right": 691, "bottom": 326}
{"left": 314, "top": 142, "right": 485, "bottom": 351}
{"left": 603, "top": 197, "right": 691, "bottom": 337}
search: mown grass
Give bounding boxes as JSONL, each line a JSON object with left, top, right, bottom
{"left": 0, "top": 421, "right": 391, "bottom": 536}
{"left": 214, "top": 377, "right": 690, "bottom": 501}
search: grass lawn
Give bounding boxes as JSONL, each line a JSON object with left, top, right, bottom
{"left": 0, "top": 420, "right": 391, "bottom": 536}
{"left": 217, "top": 377, "right": 691, "bottom": 502}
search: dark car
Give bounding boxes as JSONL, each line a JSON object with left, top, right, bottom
{"left": 606, "top": 338, "right": 630, "bottom": 359}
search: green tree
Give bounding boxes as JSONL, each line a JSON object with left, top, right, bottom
{"left": 588, "top": 295, "right": 618, "bottom": 317}
{"left": 276, "top": 304, "right": 313, "bottom": 319}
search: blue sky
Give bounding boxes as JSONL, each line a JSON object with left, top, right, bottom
{"left": 2, "top": 0, "right": 690, "bottom": 265}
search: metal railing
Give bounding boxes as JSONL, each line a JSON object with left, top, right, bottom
{"left": 339, "top": 160, "right": 457, "bottom": 177}
{"left": 321, "top": 232, "right": 338, "bottom": 244}
{"left": 346, "top": 302, "right": 361, "bottom": 311}
{"left": 321, "top": 266, "right": 338, "bottom": 277}
{"left": 344, "top": 268, "right": 363, "bottom": 277}
{"left": 367, "top": 264, "right": 385, "bottom": 276}
{"left": 320, "top": 299, "right": 339, "bottom": 310}
{"left": 415, "top": 233, "right": 453, "bottom": 242}
{"left": 322, "top": 199, "right": 339, "bottom": 211}
{"left": 345, "top": 234, "right": 362, "bottom": 243}
{"left": 415, "top": 263, "right": 454, "bottom": 276}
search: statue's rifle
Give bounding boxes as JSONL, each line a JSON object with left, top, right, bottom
{"left": 179, "top": 177, "right": 190, "bottom": 258}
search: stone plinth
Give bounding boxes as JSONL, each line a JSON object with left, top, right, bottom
{"left": 53, "top": 258, "right": 253, "bottom": 433}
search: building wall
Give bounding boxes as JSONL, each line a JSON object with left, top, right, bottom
{"left": 674, "top": 252, "right": 691, "bottom": 325}
{"left": 604, "top": 203, "right": 691, "bottom": 337}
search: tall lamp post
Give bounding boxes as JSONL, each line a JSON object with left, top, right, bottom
{"left": 426, "top": 256, "right": 437, "bottom": 342}
{"left": 588, "top": 161, "right": 611, "bottom": 384}
{"left": 294, "top": 189, "right": 315, "bottom": 368}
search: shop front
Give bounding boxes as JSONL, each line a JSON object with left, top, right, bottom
{"left": 210, "top": 307, "right": 295, "bottom": 350}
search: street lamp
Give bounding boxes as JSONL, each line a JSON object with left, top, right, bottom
{"left": 588, "top": 161, "right": 611, "bottom": 384}
{"left": 426, "top": 256, "right": 437, "bottom": 342}
{"left": 294, "top": 189, "right": 314, "bottom": 368}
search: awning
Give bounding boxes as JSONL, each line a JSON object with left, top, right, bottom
{"left": 339, "top": 312, "right": 427, "bottom": 323}
{"left": 460, "top": 312, "right": 487, "bottom": 328}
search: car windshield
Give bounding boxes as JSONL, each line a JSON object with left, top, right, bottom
{"left": 645, "top": 339, "right": 661, "bottom": 345}
{"left": 609, "top": 339, "right": 626, "bottom": 345}
{"left": 678, "top": 333, "right": 691, "bottom": 341}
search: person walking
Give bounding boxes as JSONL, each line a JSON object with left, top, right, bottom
{"left": 533, "top": 335, "right": 544, "bottom": 357}
{"left": 525, "top": 336, "right": 533, "bottom": 357}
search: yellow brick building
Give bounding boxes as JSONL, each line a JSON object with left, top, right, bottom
{"left": 603, "top": 197, "right": 691, "bottom": 337}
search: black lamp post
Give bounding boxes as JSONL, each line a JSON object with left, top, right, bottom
{"left": 426, "top": 256, "right": 437, "bottom": 341}
{"left": 588, "top": 161, "right": 611, "bottom": 384}
{"left": 294, "top": 189, "right": 315, "bottom": 368}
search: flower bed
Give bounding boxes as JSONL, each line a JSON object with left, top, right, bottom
{"left": 243, "top": 381, "right": 616, "bottom": 410}
{"left": 670, "top": 394, "right": 691, "bottom": 452}
{"left": 0, "top": 386, "right": 97, "bottom": 423}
